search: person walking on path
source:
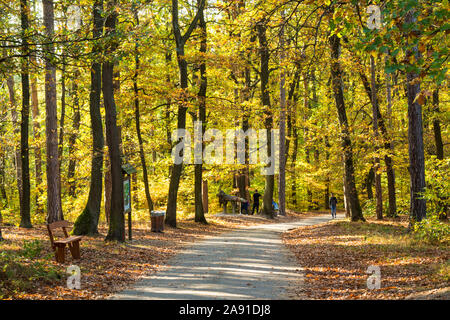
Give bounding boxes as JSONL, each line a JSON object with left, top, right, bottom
{"left": 329, "top": 193, "right": 337, "bottom": 218}
{"left": 251, "top": 190, "right": 262, "bottom": 215}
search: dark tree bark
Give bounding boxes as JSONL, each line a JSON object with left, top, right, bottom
{"left": 195, "top": 0, "right": 207, "bottom": 224}
{"left": 103, "top": 0, "right": 124, "bottom": 242}
{"left": 290, "top": 76, "right": 300, "bottom": 207}
{"left": 68, "top": 70, "right": 81, "bottom": 197}
{"left": 370, "top": 56, "right": 383, "bottom": 220}
{"left": 30, "top": 54, "right": 43, "bottom": 214}
{"left": 303, "top": 74, "right": 313, "bottom": 209}
{"left": 278, "top": 12, "right": 286, "bottom": 216}
{"left": 405, "top": 10, "right": 426, "bottom": 223}
{"left": 164, "top": 50, "right": 173, "bottom": 158}
{"left": 72, "top": 0, "right": 104, "bottom": 235}
{"left": 0, "top": 209, "right": 3, "bottom": 241}
{"left": 6, "top": 77, "right": 23, "bottom": 209}
{"left": 324, "top": 136, "right": 330, "bottom": 209}
{"left": 0, "top": 156, "right": 7, "bottom": 204}
{"left": 257, "top": 19, "right": 274, "bottom": 219}
{"left": 329, "top": 34, "right": 364, "bottom": 222}
{"left": 18, "top": 0, "right": 32, "bottom": 228}
{"left": 43, "top": 0, "right": 63, "bottom": 223}
{"left": 166, "top": 0, "right": 205, "bottom": 228}
{"left": 432, "top": 88, "right": 444, "bottom": 160}
{"left": 59, "top": 56, "right": 66, "bottom": 181}
{"left": 365, "top": 166, "right": 374, "bottom": 199}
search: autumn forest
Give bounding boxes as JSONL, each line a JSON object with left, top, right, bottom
{"left": 0, "top": 0, "right": 448, "bottom": 301}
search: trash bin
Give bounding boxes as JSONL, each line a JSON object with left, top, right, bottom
{"left": 151, "top": 211, "right": 165, "bottom": 233}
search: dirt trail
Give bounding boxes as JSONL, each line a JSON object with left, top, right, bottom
{"left": 112, "top": 214, "right": 341, "bottom": 300}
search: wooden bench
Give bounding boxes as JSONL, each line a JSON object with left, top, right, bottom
{"left": 46, "top": 220, "right": 83, "bottom": 263}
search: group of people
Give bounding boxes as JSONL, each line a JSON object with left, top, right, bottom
{"left": 240, "top": 190, "right": 279, "bottom": 215}
{"left": 241, "top": 190, "right": 339, "bottom": 219}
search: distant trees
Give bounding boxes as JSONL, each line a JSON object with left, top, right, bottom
{"left": 0, "top": 0, "right": 447, "bottom": 234}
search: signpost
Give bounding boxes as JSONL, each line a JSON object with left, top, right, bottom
{"left": 122, "top": 163, "right": 137, "bottom": 241}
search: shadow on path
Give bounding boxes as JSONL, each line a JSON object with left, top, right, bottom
{"left": 112, "top": 214, "right": 343, "bottom": 300}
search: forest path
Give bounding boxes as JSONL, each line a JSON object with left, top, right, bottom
{"left": 112, "top": 214, "right": 343, "bottom": 300}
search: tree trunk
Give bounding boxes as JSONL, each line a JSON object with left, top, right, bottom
{"left": 30, "top": 54, "right": 43, "bottom": 214}
{"left": 59, "top": 55, "right": 66, "bottom": 185}
{"left": 365, "top": 166, "right": 374, "bottom": 199}
{"left": 43, "top": 0, "right": 63, "bottom": 223}
{"left": 257, "top": 20, "right": 274, "bottom": 219}
{"left": 405, "top": 10, "right": 426, "bottom": 223}
{"left": 195, "top": 0, "right": 207, "bottom": 224}
{"left": 0, "top": 156, "right": 7, "bottom": 205}
{"left": 73, "top": 0, "right": 104, "bottom": 235}
{"left": 103, "top": 0, "right": 124, "bottom": 242}
{"left": 67, "top": 70, "right": 81, "bottom": 197}
{"left": 166, "top": 0, "right": 205, "bottom": 228}
{"left": 19, "top": 0, "right": 31, "bottom": 228}
{"left": 370, "top": 56, "right": 383, "bottom": 220}
{"left": 73, "top": 16, "right": 103, "bottom": 232}
{"left": 290, "top": 75, "right": 299, "bottom": 207}
{"left": 324, "top": 136, "right": 330, "bottom": 209}
{"left": 329, "top": 34, "right": 364, "bottom": 222}
{"left": 278, "top": 13, "right": 286, "bottom": 216}
{"left": 6, "top": 77, "right": 23, "bottom": 209}
{"left": 432, "top": 88, "right": 443, "bottom": 160}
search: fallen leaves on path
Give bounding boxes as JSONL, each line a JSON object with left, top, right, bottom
{"left": 282, "top": 217, "right": 449, "bottom": 300}
{"left": 1, "top": 210, "right": 309, "bottom": 300}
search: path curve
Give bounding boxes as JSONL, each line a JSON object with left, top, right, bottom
{"left": 112, "top": 214, "right": 342, "bottom": 300}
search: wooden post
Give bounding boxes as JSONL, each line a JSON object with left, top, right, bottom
{"left": 128, "top": 212, "right": 132, "bottom": 241}
{"left": 124, "top": 174, "right": 132, "bottom": 241}
{"left": 202, "top": 180, "right": 208, "bottom": 213}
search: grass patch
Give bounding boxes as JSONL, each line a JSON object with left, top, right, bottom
{"left": 0, "top": 244, "right": 63, "bottom": 299}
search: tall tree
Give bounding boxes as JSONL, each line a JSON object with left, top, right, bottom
{"left": 370, "top": 56, "right": 383, "bottom": 220}
{"left": 432, "top": 88, "right": 443, "bottom": 160}
{"left": 30, "top": 53, "right": 43, "bottom": 214}
{"left": 67, "top": 70, "right": 81, "bottom": 197}
{"left": 43, "top": 0, "right": 63, "bottom": 223}
{"left": 6, "top": 77, "right": 23, "bottom": 213}
{"left": 194, "top": 0, "right": 207, "bottom": 224}
{"left": 19, "top": 0, "right": 31, "bottom": 228}
{"left": 73, "top": 0, "right": 104, "bottom": 235}
{"left": 166, "top": 0, "right": 205, "bottom": 228}
{"left": 405, "top": 9, "right": 426, "bottom": 223}
{"left": 278, "top": 12, "right": 286, "bottom": 216}
{"left": 257, "top": 18, "right": 274, "bottom": 219}
{"left": 103, "top": 0, "right": 125, "bottom": 242}
{"left": 329, "top": 33, "right": 364, "bottom": 222}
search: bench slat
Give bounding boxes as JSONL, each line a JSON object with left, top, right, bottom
{"left": 54, "top": 236, "right": 82, "bottom": 244}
